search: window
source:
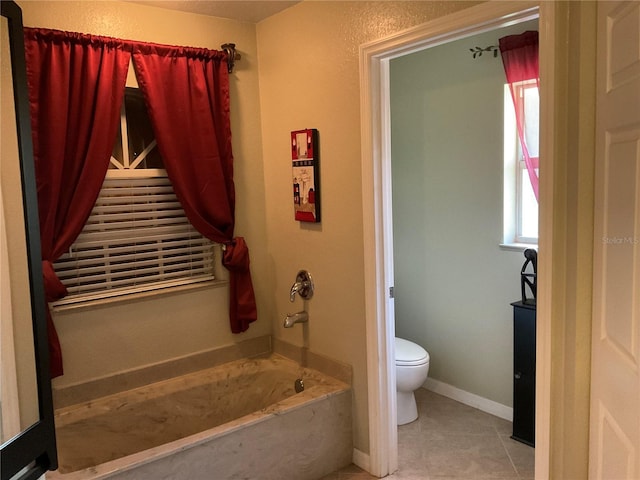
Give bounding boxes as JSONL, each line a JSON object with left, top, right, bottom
{"left": 53, "top": 88, "right": 216, "bottom": 305}
{"left": 503, "top": 80, "right": 539, "bottom": 246}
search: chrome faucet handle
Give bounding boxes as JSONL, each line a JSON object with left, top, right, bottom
{"left": 289, "top": 270, "right": 314, "bottom": 302}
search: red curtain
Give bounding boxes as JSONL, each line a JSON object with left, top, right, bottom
{"left": 499, "top": 30, "right": 539, "bottom": 201}
{"left": 131, "top": 44, "right": 257, "bottom": 333}
{"left": 24, "top": 28, "right": 130, "bottom": 377}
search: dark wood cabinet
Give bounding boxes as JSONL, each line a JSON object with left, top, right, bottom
{"left": 511, "top": 301, "right": 536, "bottom": 447}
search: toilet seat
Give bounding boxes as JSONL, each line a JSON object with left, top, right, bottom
{"left": 395, "top": 337, "right": 429, "bottom": 366}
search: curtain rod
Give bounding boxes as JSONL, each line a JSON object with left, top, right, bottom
{"left": 221, "top": 43, "right": 241, "bottom": 72}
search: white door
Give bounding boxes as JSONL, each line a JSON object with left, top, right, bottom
{"left": 590, "top": 2, "right": 640, "bottom": 478}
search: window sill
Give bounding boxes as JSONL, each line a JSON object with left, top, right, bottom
{"left": 51, "top": 279, "right": 229, "bottom": 313}
{"left": 499, "top": 242, "right": 538, "bottom": 253}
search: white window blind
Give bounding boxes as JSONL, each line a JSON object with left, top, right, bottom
{"left": 54, "top": 175, "right": 215, "bottom": 302}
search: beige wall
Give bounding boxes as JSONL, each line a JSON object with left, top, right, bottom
{"left": 257, "top": 0, "right": 597, "bottom": 467}
{"left": 256, "top": 0, "right": 479, "bottom": 454}
{"left": 9, "top": 0, "right": 486, "bottom": 459}
{"left": 13, "top": 2, "right": 598, "bottom": 473}
{"left": 14, "top": 0, "right": 483, "bottom": 456}
{"left": 18, "top": 1, "right": 271, "bottom": 388}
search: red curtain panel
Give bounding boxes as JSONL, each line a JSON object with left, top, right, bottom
{"left": 223, "top": 237, "right": 258, "bottom": 333}
{"left": 24, "top": 28, "right": 130, "bottom": 377}
{"left": 499, "top": 30, "right": 540, "bottom": 201}
{"left": 24, "top": 29, "right": 257, "bottom": 377}
{"left": 132, "top": 44, "right": 256, "bottom": 333}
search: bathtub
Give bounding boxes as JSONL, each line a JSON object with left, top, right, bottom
{"left": 47, "top": 354, "right": 352, "bottom": 480}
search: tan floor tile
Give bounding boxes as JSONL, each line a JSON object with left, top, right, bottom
{"left": 389, "top": 465, "right": 431, "bottom": 479}
{"left": 423, "top": 434, "right": 517, "bottom": 477}
{"left": 330, "top": 464, "right": 378, "bottom": 478}
{"left": 329, "top": 389, "right": 534, "bottom": 479}
{"left": 500, "top": 434, "right": 535, "bottom": 477}
{"left": 339, "top": 474, "right": 379, "bottom": 479}
{"left": 430, "top": 476, "right": 521, "bottom": 480}
{"left": 318, "top": 474, "right": 341, "bottom": 480}
{"left": 336, "top": 464, "right": 369, "bottom": 474}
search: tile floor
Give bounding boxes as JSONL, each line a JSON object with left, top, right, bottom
{"left": 322, "top": 388, "right": 535, "bottom": 480}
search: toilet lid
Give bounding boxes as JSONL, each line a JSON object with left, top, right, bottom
{"left": 395, "top": 337, "right": 429, "bottom": 366}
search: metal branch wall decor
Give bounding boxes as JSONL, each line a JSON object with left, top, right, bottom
{"left": 469, "top": 45, "right": 499, "bottom": 58}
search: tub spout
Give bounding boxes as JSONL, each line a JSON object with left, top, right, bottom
{"left": 283, "top": 311, "right": 309, "bottom": 328}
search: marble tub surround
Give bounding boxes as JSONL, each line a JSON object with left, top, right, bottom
{"left": 50, "top": 354, "right": 352, "bottom": 480}
{"left": 53, "top": 335, "right": 271, "bottom": 408}
{"left": 273, "top": 337, "right": 352, "bottom": 384}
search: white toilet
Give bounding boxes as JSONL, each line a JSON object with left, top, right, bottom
{"left": 395, "top": 337, "right": 430, "bottom": 425}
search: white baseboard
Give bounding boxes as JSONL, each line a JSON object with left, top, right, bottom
{"left": 352, "top": 448, "right": 370, "bottom": 473}
{"left": 423, "top": 377, "right": 513, "bottom": 421}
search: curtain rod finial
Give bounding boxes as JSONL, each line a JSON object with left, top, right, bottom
{"left": 221, "top": 43, "right": 241, "bottom": 73}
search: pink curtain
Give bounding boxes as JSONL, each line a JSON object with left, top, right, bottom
{"left": 24, "top": 28, "right": 130, "bottom": 377}
{"left": 131, "top": 43, "right": 257, "bottom": 333}
{"left": 499, "top": 30, "right": 539, "bottom": 201}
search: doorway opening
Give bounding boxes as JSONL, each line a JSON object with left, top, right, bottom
{"left": 359, "top": 2, "right": 554, "bottom": 477}
{"left": 389, "top": 17, "right": 538, "bottom": 477}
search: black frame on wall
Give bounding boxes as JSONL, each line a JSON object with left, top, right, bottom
{"left": 1, "top": 1, "right": 58, "bottom": 479}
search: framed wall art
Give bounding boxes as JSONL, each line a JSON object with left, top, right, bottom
{"left": 291, "top": 128, "right": 320, "bottom": 223}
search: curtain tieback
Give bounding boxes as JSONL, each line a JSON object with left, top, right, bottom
{"left": 42, "top": 259, "right": 68, "bottom": 302}
{"left": 222, "top": 237, "right": 250, "bottom": 272}
{"left": 221, "top": 237, "right": 257, "bottom": 333}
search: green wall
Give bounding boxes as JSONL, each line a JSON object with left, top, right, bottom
{"left": 390, "top": 19, "right": 538, "bottom": 407}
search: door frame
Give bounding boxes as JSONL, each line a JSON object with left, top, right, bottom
{"left": 359, "top": 1, "right": 555, "bottom": 476}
